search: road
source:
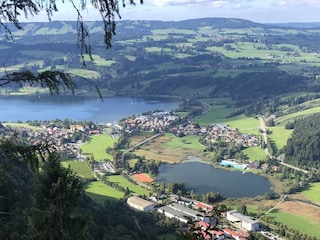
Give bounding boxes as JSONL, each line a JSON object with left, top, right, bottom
{"left": 259, "top": 117, "right": 308, "bottom": 174}
{"left": 122, "top": 132, "right": 163, "bottom": 155}
{"left": 200, "top": 100, "right": 210, "bottom": 114}
{"left": 278, "top": 161, "right": 308, "bottom": 174}
{"left": 263, "top": 195, "right": 288, "bottom": 216}
{"left": 259, "top": 117, "right": 271, "bottom": 158}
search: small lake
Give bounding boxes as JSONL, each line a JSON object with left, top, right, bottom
{"left": 157, "top": 159, "right": 272, "bottom": 198}
{"left": 0, "top": 96, "right": 181, "bottom": 123}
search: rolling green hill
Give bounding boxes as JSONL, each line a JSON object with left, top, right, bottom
{"left": 2, "top": 18, "right": 320, "bottom": 129}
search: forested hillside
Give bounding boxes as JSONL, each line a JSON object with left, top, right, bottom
{"left": 1, "top": 18, "right": 320, "bottom": 118}
{"left": 0, "top": 138, "right": 171, "bottom": 239}
{"left": 284, "top": 113, "right": 320, "bottom": 168}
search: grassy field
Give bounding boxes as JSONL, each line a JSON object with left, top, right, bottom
{"left": 61, "top": 160, "right": 95, "bottom": 179}
{"left": 80, "top": 134, "right": 117, "bottom": 161}
{"left": 267, "top": 210, "right": 320, "bottom": 239}
{"left": 106, "top": 175, "right": 150, "bottom": 196}
{"left": 275, "top": 106, "right": 320, "bottom": 124}
{"left": 161, "top": 134, "right": 205, "bottom": 151}
{"left": 82, "top": 54, "right": 116, "bottom": 66}
{"left": 3, "top": 122, "right": 42, "bottom": 130}
{"left": 242, "top": 147, "right": 267, "bottom": 161}
{"left": 302, "top": 183, "right": 320, "bottom": 204}
{"left": 267, "top": 126, "right": 292, "bottom": 151}
{"left": 85, "top": 181, "right": 123, "bottom": 205}
{"left": 222, "top": 115, "right": 260, "bottom": 133}
{"left": 194, "top": 102, "right": 235, "bottom": 126}
{"left": 134, "top": 134, "right": 205, "bottom": 163}
{"left": 65, "top": 68, "right": 100, "bottom": 78}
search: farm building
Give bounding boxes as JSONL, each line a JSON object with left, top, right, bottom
{"left": 127, "top": 196, "right": 154, "bottom": 212}
{"left": 226, "top": 210, "right": 259, "bottom": 231}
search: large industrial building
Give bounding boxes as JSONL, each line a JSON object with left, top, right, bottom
{"left": 127, "top": 196, "right": 154, "bottom": 212}
{"left": 226, "top": 210, "right": 259, "bottom": 231}
{"left": 158, "top": 203, "right": 206, "bottom": 223}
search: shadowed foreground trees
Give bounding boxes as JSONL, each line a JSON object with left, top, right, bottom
{"left": 0, "top": 136, "right": 164, "bottom": 239}
{"left": 0, "top": 138, "right": 89, "bottom": 239}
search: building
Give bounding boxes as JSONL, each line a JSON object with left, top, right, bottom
{"left": 158, "top": 203, "right": 205, "bottom": 223}
{"left": 157, "top": 205, "right": 189, "bottom": 223}
{"left": 127, "top": 196, "right": 154, "bottom": 212}
{"left": 226, "top": 210, "right": 259, "bottom": 231}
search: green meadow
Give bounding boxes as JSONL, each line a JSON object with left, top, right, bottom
{"left": 61, "top": 160, "right": 95, "bottom": 179}
{"left": 80, "top": 134, "right": 117, "bottom": 161}
{"left": 222, "top": 114, "right": 260, "bottom": 134}
{"left": 162, "top": 134, "right": 205, "bottom": 151}
{"left": 65, "top": 68, "right": 100, "bottom": 78}
{"left": 82, "top": 54, "right": 116, "bottom": 67}
{"left": 302, "top": 183, "right": 320, "bottom": 204}
{"left": 267, "top": 126, "right": 292, "bottom": 151}
{"left": 106, "top": 175, "right": 150, "bottom": 196}
{"left": 275, "top": 106, "right": 320, "bottom": 125}
{"left": 85, "top": 181, "right": 124, "bottom": 205}
{"left": 242, "top": 147, "right": 267, "bottom": 161}
{"left": 267, "top": 210, "right": 320, "bottom": 239}
{"left": 194, "top": 104, "right": 235, "bottom": 126}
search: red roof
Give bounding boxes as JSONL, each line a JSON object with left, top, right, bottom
{"left": 224, "top": 228, "right": 240, "bottom": 238}
{"left": 195, "top": 202, "right": 213, "bottom": 211}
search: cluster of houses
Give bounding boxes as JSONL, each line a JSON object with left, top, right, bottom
{"left": 127, "top": 195, "right": 259, "bottom": 240}
{"left": 120, "top": 112, "right": 259, "bottom": 148}
{"left": 0, "top": 123, "right": 102, "bottom": 158}
{"left": 120, "top": 111, "right": 179, "bottom": 134}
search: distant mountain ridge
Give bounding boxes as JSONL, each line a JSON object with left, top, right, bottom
{"left": 7, "top": 17, "right": 320, "bottom": 39}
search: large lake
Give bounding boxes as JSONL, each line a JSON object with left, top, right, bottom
{"left": 1, "top": 95, "right": 272, "bottom": 198}
{"left": 157, "top": 159, "right": 272, "bottom": 198}
{"left": 0, "top": 96, "right": 181, "bottom": 123}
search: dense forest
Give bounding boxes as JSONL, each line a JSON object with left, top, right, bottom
{"left": 284, "top": 113, "right": 320, "bottom": 169}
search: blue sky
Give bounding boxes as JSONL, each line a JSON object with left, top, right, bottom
{"left": 24, "top": 0, "right": 320, "bottom": 23}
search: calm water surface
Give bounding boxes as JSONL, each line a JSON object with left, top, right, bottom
{"left": 157, "top": 160, "right": 272, "bottom": 198}
{"left": 1, "top": 96, "right": 272, "bottom": 197}
{"left": 0, "top": 96, "right": 180, "bottom": 123}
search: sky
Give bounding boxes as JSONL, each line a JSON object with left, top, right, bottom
{"left": 21, "top": 0, "right": 320, "bottom": 24}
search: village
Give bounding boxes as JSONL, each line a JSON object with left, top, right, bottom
{"left": 0, "top": 111, "right": 260, "bottom": 164}
{"left": 0, "top": 114, "right": 283, "bottom": 239}
{"left": 120, "top": 111, "right": 260, "bottom": 148}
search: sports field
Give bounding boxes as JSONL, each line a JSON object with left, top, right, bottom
{"left": 132, "top": 173, "right": 153, "bottom": 183}
{"left": 61, "top": 160, "right": 94, "bottom": 179}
